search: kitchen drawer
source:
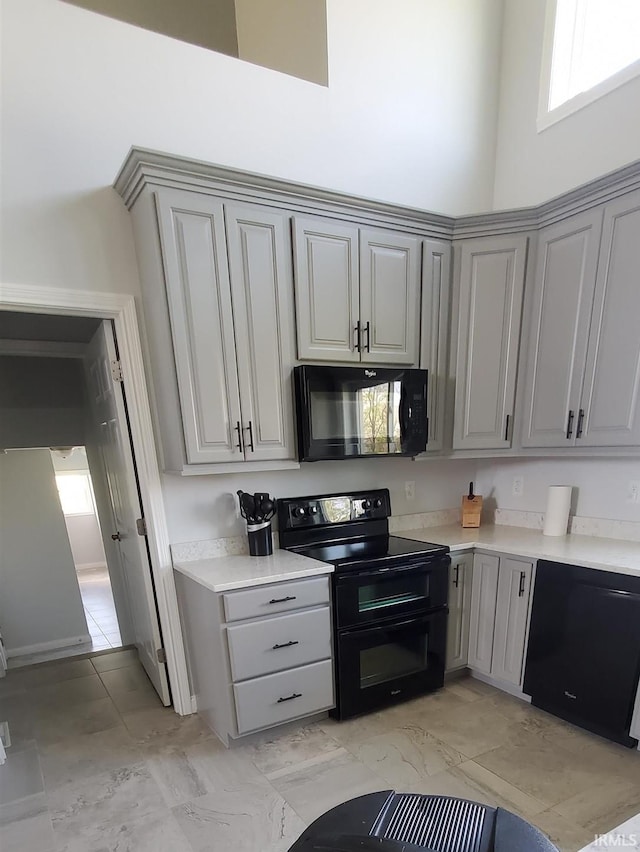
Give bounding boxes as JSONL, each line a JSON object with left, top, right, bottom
{"left": 227, "top": 606, "right": 331, "bottom": 681}
{"left": 234, "top": 659, "right": 334, "bottom": 734}
{"left": 222, "top": 576, "right": 330, "bottom": 622}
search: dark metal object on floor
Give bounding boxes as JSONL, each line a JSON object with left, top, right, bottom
{"left": 287, "top": 792, "right": 560, "bottom": 851}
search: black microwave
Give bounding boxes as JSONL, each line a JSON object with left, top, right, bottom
{"left": 294, "top": 365, "right": 428, "bottom": 461}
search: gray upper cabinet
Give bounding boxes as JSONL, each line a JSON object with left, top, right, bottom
{"left": 155, "top": 189, "right": 296, "bottom": 466}
{"left": 420, "top": 239, "right": 451, "bottom": 452}
{"left": 225, "top": 204, "right": 297, "bottom": 461}
{"left": 453, "top": 236, "right": 527, "bottom": 450}
{"left": 292, "top": 217, "right": 360, "bottom": 362}
{"left": 293, "top": 217, "right": 421, "bottom": 365}
{"left": 579, "top": 190, "right": 640, "bottom": 447}
{"left": 520, "top": 209, "right": 602, "bottom": 448}
{"left": 520, "top": 189, "right": 640, "bottom": 449}
{"left": 359, "top": 229, "right": 421, "bottom": 365}
{"left": 156, "top": 190, "right": 242, "bottom": 464}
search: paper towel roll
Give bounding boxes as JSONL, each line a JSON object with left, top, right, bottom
{"left": 543, "top": 486, "right": 572, "bottom": 536}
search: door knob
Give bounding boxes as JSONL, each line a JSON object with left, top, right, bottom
{"left": 111, "top": 532, "right": 122, "bottom": 541}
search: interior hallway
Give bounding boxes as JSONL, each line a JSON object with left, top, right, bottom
{"left": 77, "top": 565, "right": 121, "bottom": 651}
{"left": 1, "top": 655, "right": 638, "bottom": 852}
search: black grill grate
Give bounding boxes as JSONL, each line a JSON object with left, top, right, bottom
{"left": 377, "top": 794, "right": 487, "bottom": 851}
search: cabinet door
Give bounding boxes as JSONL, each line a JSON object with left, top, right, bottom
{"left": 467, "top": 553, "right": 499, "bottom": 674}
{"left": 155, "top": 189, "right": 242, "bottom": 464}
{"left": 453, "top": 236, "right": 527, "bottom": 449}
{"left": 421, "top": 239, "right": 451, "bottom": 452}
{"left": 225, "top": 204, "right": 296, "bottom": 461}
{"left": 292, "top": 217, "right": 360, "bottom": 362}
{"left": 491, "top": 558, "right": 533, "bottom": 687}
{"left": 579, "top": 191, "right": 640, "bottom": 447}
{"left": 446, "top": 553, "right": 473, "bottom": 671}
{"left": 520, "top": 210, "right": 601, "bottom": 448}
{"left": 359, "top": 229, "right": 421, "bottom": 365}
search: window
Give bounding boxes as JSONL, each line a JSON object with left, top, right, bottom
{"left": 539, "top": 0, "right": 640, "bottom": 129}
{"left": 55, "top": 474, "right": 95, "bottom": 516}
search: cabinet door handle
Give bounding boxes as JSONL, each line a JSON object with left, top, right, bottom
{"left": 566, "top": 409, "right": 574, "bottom": 439}
{"left": 576, "top": 408, "right": 585, "bottom": 439}
{"left": 453, "top": 565, "right": 460, "bottom": 588}
{"left": 354, "top": 321, "right": 361, "bottom": 352}
{"left": 234, "top": 421, "right": 243, "bottom": 452}
{"left": 272, "top": 640, "right": 299, "bottom": 650}
{"left": 244, "top": 421, "right": 255, "bottom": 452}
{"left": 504, "top": 414, "right": 510, "bottom": 442}
{"left": 277, "top": 692, "right": 302, "bottom": 703}
{"left": 518, "top": 571, "right": 526, "bottom": 597}
{"left": 268, "top": 595, "right": 296, "bottom": 604}
{"left": 363, "top": 321, "right": 371, "bottom": 352}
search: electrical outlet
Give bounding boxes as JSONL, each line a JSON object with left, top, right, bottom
{"left": 512, "top": 476, "right": 524, "bottom": 497}
{"left": 405, "top": 480, "right": 415, "bottom": 501}
{"left": 628, "top": 481, "right": 640, "bottom": 504}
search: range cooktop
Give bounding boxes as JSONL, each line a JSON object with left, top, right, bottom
{"left": 294, "top": 534, "right": 448, "bottom": 569}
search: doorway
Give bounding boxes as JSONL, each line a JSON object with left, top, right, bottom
{"left": 52, "top": 447, "right": 122, "bottom": 652}
{"left": 0, "top": 310, "right": 171, "bottom": 706}
{"left": 0, "top": 285, "right": 191, "bottom": 716}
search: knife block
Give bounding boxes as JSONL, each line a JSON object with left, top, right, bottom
{"left": 461, "top": 494, "right": 483, "bottom": 528}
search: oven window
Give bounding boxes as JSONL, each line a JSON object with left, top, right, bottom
{"left": 358, "top": 574, "right": 429, "bottom": 614}
{"left": 360, "top": 635, "right": 428, "bottom": 688}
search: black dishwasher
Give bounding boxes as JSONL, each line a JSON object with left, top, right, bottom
{"left": 523, "top": 560, "right": 640, "bottom": 747}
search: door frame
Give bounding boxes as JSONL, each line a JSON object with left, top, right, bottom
{"left": 0, "top": 283, "right": 192, "bottom": 715}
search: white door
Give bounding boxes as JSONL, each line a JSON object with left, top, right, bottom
{"left": 84, "top": 322, "right": 170, "bottom": 704}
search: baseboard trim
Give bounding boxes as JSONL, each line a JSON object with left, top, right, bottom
{"left": 6, "top": 634, "right": 92, "bottom": 658}
{"left": 470, "top": 668, "right": 532, "bottom": 702}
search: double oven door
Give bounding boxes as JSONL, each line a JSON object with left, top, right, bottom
{"left": 332, "top": 557, "right": 449, "bottom": 719}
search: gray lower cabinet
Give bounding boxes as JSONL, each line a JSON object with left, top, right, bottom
{"left": 468, "top": 553, "right": 534, "bottom": 688}
{"left": 446, "top": 552, "right": 472, "bottom": 671}
{"left": 520, "top": 189, "right": 640, "bottom": 449}
{"left": 452, "top": 235, "right": 528, "bottom": 450}
{"left": 154, "top": 190, "right": 296, "bottom": 467}
{"left": 421, "top": 239, "right": 451, "bottom": 452}
{"left": 175, "top": 572, "right": 334, "bottom": 745}
{"left": 292, "top": 216, "right": 421, "bottom": 365}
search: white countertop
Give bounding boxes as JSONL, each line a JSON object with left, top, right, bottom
{"left": 173, "top": 548, "right": 333, "bottom": 592}
{"left": 396, "top": 524, "right": 640, "bottom": 577}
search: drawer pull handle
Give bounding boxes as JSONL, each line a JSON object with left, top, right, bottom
{"left": 272, "top": 640, "right": 299, "bottom": 650}
{"left": 268, "top": 596, "right": 296, "bottom": 604}
{"left": 277, "top": 692, "right": 302, "bottom": 703}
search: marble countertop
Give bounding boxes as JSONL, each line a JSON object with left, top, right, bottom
{"left": 396, "top": 524, "right": 640, "bottom": 577}
{"left": 173, "top": 548, "right": 333, "bottom": 593}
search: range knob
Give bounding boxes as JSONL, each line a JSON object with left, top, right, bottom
{"left": 362, "top": 499, "right": 372, "bottom": 510}
{"left": 373, "top": 498, "right": 383, "bottom": 508}
{"left": 309, "top": 506, "right": 318, "bottom": 514}
{"left": 292, "top": 506, "right": 306, "bottom": 518}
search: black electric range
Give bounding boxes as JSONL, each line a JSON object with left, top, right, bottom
{"left": 278, "top": 489, "right": 450, "bottom": 719}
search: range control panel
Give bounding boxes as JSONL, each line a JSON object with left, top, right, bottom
{"left": 278, "top": 489, "right": 391, "bottom": 531}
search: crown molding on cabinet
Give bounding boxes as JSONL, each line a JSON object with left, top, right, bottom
{"left": 114, "top": 147, "right": 640, "bottom": 240}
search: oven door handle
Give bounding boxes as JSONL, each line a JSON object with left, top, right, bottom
{"left": 335, "top": 560, "right": 447, "bottom": 583}
{"left": 340, "top": 612, "right": 442, "bottom": 637}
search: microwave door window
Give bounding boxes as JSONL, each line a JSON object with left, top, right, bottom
{"left": 309, "top": 388, "right": 360, "bottom": 455}
{"left": 359, "top": 381, "right": 402, "bottom": 454}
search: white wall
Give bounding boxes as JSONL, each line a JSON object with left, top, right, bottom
{"left": 476, "top": 457, "right": 640, "bottom": 523}
{"left": 0, "top": 450, "right": 89, "bottom": 655}
{"left": 0, "top": 0, "right": 504, "bottom": 304}
{"left": 492, "top": 0, "right": 640, "bottom": 209}
{"left": 162, "top": 457, "right": 477, "bottom": 543}
{"left": 0, "top": 356, "right": 86, "bottom": 449}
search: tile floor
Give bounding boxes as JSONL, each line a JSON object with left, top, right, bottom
{"left": 77, "top": 565, "right": 122, "bottom": 651}
{"left": 0, "top": 658, "right": 638, "bottom": 852}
